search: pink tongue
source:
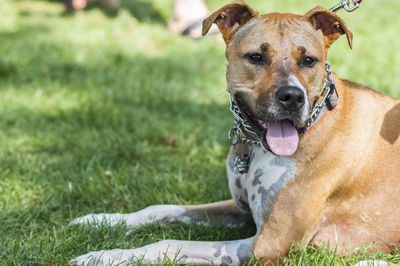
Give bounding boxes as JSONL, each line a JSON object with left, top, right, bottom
{"left": 266, "top": 120, "right": 299, "bottom": 157}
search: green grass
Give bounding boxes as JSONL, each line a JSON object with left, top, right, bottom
{"left": 0, "top": 0, "right": 399, "bottom": 265}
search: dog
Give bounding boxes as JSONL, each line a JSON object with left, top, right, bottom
{"left": 70, "top": 0, "right": 400, "bottom": 264}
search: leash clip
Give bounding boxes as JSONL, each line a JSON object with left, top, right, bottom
{"left": 330, "top": 0, "right": 362, "bottom": 12}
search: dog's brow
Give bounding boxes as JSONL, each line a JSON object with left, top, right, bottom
{"left": 261, "top": 42, "right": 270, "bottom": 52}
{"left": 298, "top": 46, "right": 307, "bottom": 56}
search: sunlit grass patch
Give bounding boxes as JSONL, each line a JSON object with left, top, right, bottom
{"left": 0, "top": 174, "right": 43, "bottom": 209}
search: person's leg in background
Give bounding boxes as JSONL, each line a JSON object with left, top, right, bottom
{"left": 168, "top": 0, "right": 217, "bottom": 38}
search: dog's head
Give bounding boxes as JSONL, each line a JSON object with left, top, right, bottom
{"left": 203, "top": 0, "right": 352, "bottom": 156}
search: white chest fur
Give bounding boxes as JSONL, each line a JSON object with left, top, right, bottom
{"left": 226, "top": 145, "right": 297, "bottom": 229}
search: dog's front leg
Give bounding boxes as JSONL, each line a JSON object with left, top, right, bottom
{"left": 70, "top": 237, "right": 254, "bottom": 265}
{"left": 71, "top": 199, "right": 251, "bottom": 228}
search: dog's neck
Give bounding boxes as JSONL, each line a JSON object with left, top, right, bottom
{"left": 295, "top": 74, "right": 348, "bottom": 161}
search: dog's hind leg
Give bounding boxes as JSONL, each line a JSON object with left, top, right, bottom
{"left": 70, "top": 236, "right": 254, "bottom": 265}
{"left": 70, "top": 199, "right": 251, "bottom": 228}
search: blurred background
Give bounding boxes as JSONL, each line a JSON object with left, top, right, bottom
{"left": 0, "top": 0, "right": 399, "bottom": 264}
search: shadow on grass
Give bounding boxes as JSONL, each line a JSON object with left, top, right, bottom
{"left": 35, "top": 0, "right": 167, "bottom": 23}
{"left": 0, "top": 22, "right": 231, "bottom": 208}
{"left": 93, "top": 0, "right": 166, "bottom": 23}
{"left": 0, "top": 24, "right": 50, "bottom": 39}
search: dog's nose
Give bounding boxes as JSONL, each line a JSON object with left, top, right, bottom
{"left": 276, "top": 86, "right": 305, "bottom": 111}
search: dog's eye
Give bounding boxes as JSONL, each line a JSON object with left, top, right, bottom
{"left": 245, "top": 53, "right": 265, "bottom": 65}
{"left": 301, "top": 56, "right": 318, "bottom": 67}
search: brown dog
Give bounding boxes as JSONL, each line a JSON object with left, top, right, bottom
{"left": 71, "top": 1, "right": 400, "bottom": 265}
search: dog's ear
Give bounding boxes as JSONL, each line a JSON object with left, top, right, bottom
{"left": 305, "top": 6, "right": 353, "bottom": 49}
{"left": 202, "top": 0, "right": 258, "bottom": 43}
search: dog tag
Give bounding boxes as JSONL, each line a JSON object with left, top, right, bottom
{"left": 234, "top": 154, "right": 250, "bottom": 174}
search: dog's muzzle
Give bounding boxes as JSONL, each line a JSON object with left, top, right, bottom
{"left": 228, "top": 62, "right": 339, "bottom": 158}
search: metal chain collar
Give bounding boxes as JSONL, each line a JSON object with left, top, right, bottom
{"left": 228, "top": 94, "right": 261, "bottom": 145}
{"left": 304, "top": 63, "right": 336, "bottom": 129}
{"left": 228, "top": 62, "right": 337, "bottom": 151}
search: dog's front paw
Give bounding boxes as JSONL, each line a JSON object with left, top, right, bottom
{"left": 69, "top": 250, "right": 104, "bottom": 266}
{"left": 353, "top": 261, "right": 391, "bottom": 266}
{"left": 70, "top": 213, "right": 127, "bottom": 227}
{"left": 70, "top": 249, "right": 136, "bottom": 266}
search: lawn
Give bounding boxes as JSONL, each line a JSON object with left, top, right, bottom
{"left": 0, "top": 0, "right": 399, "bottom": 265}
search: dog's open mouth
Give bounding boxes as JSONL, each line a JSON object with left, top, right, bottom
{"left": 238, "top": 104, "right": 301, "bottom": 157}
{"left": 257, "top": 119, "right": 299, "bottom": 157}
